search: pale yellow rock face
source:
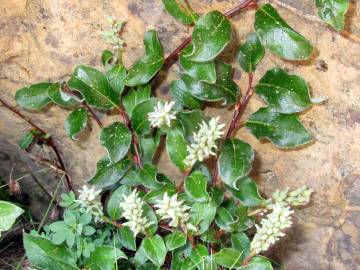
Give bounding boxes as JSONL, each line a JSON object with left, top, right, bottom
{"left": 0, "top": 0, "right": 359, "bottom": 269}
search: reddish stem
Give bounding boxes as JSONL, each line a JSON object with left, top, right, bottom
{"left": 82, "top": 102, "right": 103, "bottom": 128}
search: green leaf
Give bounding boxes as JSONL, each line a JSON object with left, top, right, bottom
{"left": 231, "top": 232, "right": 251, "bottom": 260}
{"left": 218, "top": 139, "right": 254, "bottom": 188}
{"left": 139, "top": 130, "right": 161, "bottom": 163}
{"left": 142, "top": 234, "right": 167, "bottom": 266}
{"left": 213, "top": 248, "right": 243, "bottom": 268}
{"left": 189, "top": 245, "right": 208, "bottom": 270}
{"left": 170, "top": 79, "right": 204, "bottom": 110}
{"left": 106, "top": 65, "right": 127, "bottom": 95}
{"left": 254, "top": 4, "right": 313, "bottom": 60}
{"left": 177, "top": 110, "right": 206, "bottom": 142}
{"left": 316, "top": 0, "right": 349, "bottom": 32}
{"left": 64, "top": 107, "right": 88, "bottom": 140}
{"left": 164, "top": 231, "right": 187, "bottom": 251}
{"left": 119, "top": 226, "right": 137, "bottom": 251}
{"left": 190, "top": 200, "right": 217, "bottom": 235}
{"left": 215, "top": 207, "right": 237, "bottom": 232}
{"left": 15, "top": 83, "right": 53, "bottom": 110}
{"left": 84, "top": 245, "right": 127, "bottom": 270}
{"left": 101, "top": 50, "right": 114, "bottom": 67}
{"left": 131, "top": 98, "right": 159, "bottom": 135}
{"left": 144, "top": 183, "right": 176, "bottom": 204}
{"left": 23, "top": 234, "right": 79, "bottom": 270}
{"left": 256, "top": 68, "right": 315, "bottom": 114}
{"left": 231, "top": 177, "right": 264, "bottom": 207}
{"left": 0, "top": 201, "right": 24, "bottom": 236}
{"left": 246, "top": 107, "right": 312, "bottom": 148}
{"left": 83, "top": 226, "right": 95, "bottom": 236}
{"left": 166, "top": 128, "right": 188, "bottom": 171}
{"left": 125, "top": 30, "right": 164, "bottom": 86}
{"left": 185, "top": 11, "right": 232, "bottom": 62}
{"left": 143, "top": 203, "right": 158, "bottom": 236}
{"left": 182, "top": 61, "right": 240, "bottom": 105}
{"left": 100, "top": 122, "right": 132, "bottom": 164}
{"left": 237, "top": 33, "right": 265, "bottom": 73}
{"left": 241, "top": 256, "right": 273, "bottom": 270}
{"left": 180, "top": 44, "right": 216, "bottom": 83}
{"left": 18, "top": 131, "right": 35, "bottom": 150}
{"left": 107, "top": 185, "right": 131, "bottom": 219}
{"left": 48, "top": 83, "right": 78, "bottom": 107}
{"left": 184, "top": 171, "right": 210, "bottom": 202}
{"left": 162, "top": 0, "right": 199, "bottom": 25}
{"left": 138, "top": 163, "right": 164, "bottom": 190}
{"left": 68, "top": 65, "right": 119, "bottom": 110}
{"left": 122, "top": 84, "right": 151, "bottom": 117}
{"left": 88, "top": 156, "right": 130, "bottom": 189}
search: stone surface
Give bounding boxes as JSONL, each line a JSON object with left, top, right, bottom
{"left": 0, "top": 0, "right": 359, "bottom": 269}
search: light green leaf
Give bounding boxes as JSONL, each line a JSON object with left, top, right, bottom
{"left": 185, "top": 11, "right": 232, "bottom": 62}
{"left": 231, "top": 232, "right": 250, "bottom": 260}
{"left": 170, "top": 79, "right": 204, "bottom": 110}
{"left": 125, "top": 30, "right": 164, "bottom": 86}
{"left": 316, "top": 0, "right": 349, "bottom": 32}
{"left": 177, "top": 110, "right": 206, "bottom": 142}
{"left": 143, "top": 203, "right": 158, "bottom": 236}
{"left": 122, "top": 84, "right": 151, "bottom": 117}
{"left": 237, "top": 33, "right": 265, "bottom": 73}
{"left": 0, "top": 201, "right": 23, "bottom": 236}
{"left": 254, "top": 4, "right": 313, "bottom": 60}
{"left": 106, "top": 65, "right": 127, "bottom": 95}
{"left": 164, "top": 231, "right": 187, "bottom": 251}
{"left": 218, "top": 139, "right": 254, "bottom": 188}
{"left": 64, "top": 107, "right": 88, "bottom": 140}
{"left": 144, "top": 183, "right": 176, "bottom": 204}
{"left": 84, "top": 245, "right": 127, "bottom": 270}
{"left": 18, "top": 131, "right": 35, "bottom": 150}
{"left": 215, "top": 207, "right": 237, "bottom": 232}
{"left": 189, "top": 245, "right": 208, "bottom": 270}
{"left": 101, "top": 50, "right": 114, "bottom": 67}
{"left": 23, "top": 234, "right": 79, "bottom": 270}
{"left": 15, "top": 83, "right": 53, "bottom": 110}
{"left": 180, "top": 44, "right": 216, "bottom": 83}
{"left": 231, "top": 177, "right": 264, "bottom": 207}
{"left": 213, "top": 248, "right": 243, "bottom": 268}
{"left": 48, "top": 83, "right": 78, "bottom": 107}
{"left": 119, "top": 226, "right": 137, "bottom": 251}
{"left": 246, "top": 107, "right": 312, "bottom": 148}
{"left": 184, "top": 171, "right": 210, "bottom": 202}
{"left": 107, "top": 185, "right": 131, "bottom": 220}
{"left": 162, "top": 0, "right": 199, "bottom": 25}
{"left": 166, "top": 128, "right": 188, "bottom": 171}
{"left": 67, "top": 65, "right": 119, "bottom": 110}
{"left": 100, "top": 122, "right": 132, "bottom": 164}
{"left": 256, "top": 68, "right": 315, "bottom": 114}
{"left": 131, "top": 98, "right": 159, "bottom": 135}
{"left": 240, "top": 256, "right": 273, "bottom": 270}
{"left": 190, "top": 200, "right": 217, "bottom": 235}
{"left": 142, "top": 235, "right": 167, "bottom": 266}
{"left": 138, "top": 163, "right": 164, "bottom": 190}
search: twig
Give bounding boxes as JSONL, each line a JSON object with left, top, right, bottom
{"left": 103, "top": 216, "right": 123, "bottom": 228}
{"left": 28, "top": 154, "right": 66, "bottom": 175}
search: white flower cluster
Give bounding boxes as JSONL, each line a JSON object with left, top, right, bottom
{"left": 271, "top": 186, "right": 313, "bottom": 207}
{"left": 184, "top": 117, "right": 225, "bottom": 167}
{"left": 101, "top": 16, "right": 125, "bottom": 49}
{"left": 250, "top": 203, "right": 294, "bottom": 254}
{"left": 148, "top": 101, "right": 176, "bottom": 128}
{"left": 76, "top": 185, "right": 104, "bottom": 222}
{"left": 155, "top": 193, "right": 195, "bottom": 231}
{"left": 119, "top": 190, "right": 152, "bottom": 236}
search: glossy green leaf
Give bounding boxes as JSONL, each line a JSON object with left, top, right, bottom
{"left": 246, "top": 107, "right": 312, "bottom": 148}
{"left": 84, "top": 245, "right": 127, "bottom": 270}
{"left": 177, "top": 110, "right": 206, "bottom": 142}
{"left": 64, "top": 107, "right": 88, "bottom": 140}
{"left": 142, "top": 234, "right": 167, "bottom": 266}
{"left": 231, "top": 232, "right": 251, "bottom": 260}
{"left": 215, "top": 207, "right": 237, "bottom": 232}
{"left": 101, "top": 50, "right": 114, "bottom": 67}
{"left": 143, "top": 203, "right": 158, "bottom": 236}
{"left": 255, "top": 4, "right": 313, "bottom": 60}
{"left": 15, "top": 83, "right": 52, "bottom": 110}
{"left": 100, "top": 122, "right": 131, "bottom": 164}
{"left": 180, "top": 44, "right": 216, "bottom": 83}
{"left": 23, "top": 234, "right": 79, "bottom": 270}
{"left": 140, "top": 130, "right": 161, "bottom": 163}
{"left": 18, "top": 131, "right": 35, "bottom": 150}
{"left": 256, "top": 68, "right": 315, "bottom": 114}
{"left": 125, "top": 30, "right": 164, "bottom": 86}
{"left": 48, "top": 83, "right": 78, "bottom": 107}
{"left": 162, "top": 0, "right": 199, "bottom": 25}
{"left": 0, "top": 201, "right": 24, "bottom": 236}
{"left": 67, "top": 65, "right": 119, "bottom": 110}
{"left": 144, "top": 183, "right": 176, "bottom": 204}
{"left": 138, "top": 163, "right": 164, "bottom": 190}
{"left": 88, "top": 156, "right": 130, "bottom": 189}
{"left": 166, "top": 128, "right": 188, "bottom": 171}
{"left": 182, "top": 61, "right": 240, "bottom": 105}
{"left": 213, "top": 248, "right": 243, "bottom": 268}
{"left": 237, "top": 33, "right": 265, "bottom": 73}
{"left": 107, "top": 185, "right": 131, "bottom": 220}
{"left": 218, "top": 139, "right": 254, "bottom": 188}
{"left": 190, "top": 200, "right": 217, "bottom": 235}
{"left": 119, "top": 226, "right": 137, "bottom": 251}
{"left": 316, "top": 0, "right": 349, "bottom": 32}
{"left": 185, "top": 11, "right": 232, "bottom": 62}
{"left": 170, "top": 79, "right": 204, "bottom": 110}
{"left": 189, "top": 245, "right": 208, "bottom": 270}
{"left": 122, "top": 84, "right": 151, "bottom": 117}
{"left": 184, "top": 171, "right": 210, "bottom": 202}
{"left": 241, "top": 256, "right": 274, "bottom": 270}
{"left": 231, "top": 177, "right": 264, "bottom": 207}
{"left": 131, "top": 98, "right": 159, "bottom": 135}
{"left": 164, "top": 231, "right": 187, "bottom": 251}
{"left": 106, "top": 65, "right": 127, "bottom": 95}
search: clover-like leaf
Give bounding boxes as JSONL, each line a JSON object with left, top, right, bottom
{"left": 84, "top": 245, "right": 127, "bottom": 270}
{"left": 237, "top": 33, "right": 265, "bottom": 73}
{"left": 256, "top": 68, "right": 316, "bottom": 114}
{"left": 182, "top": 61, "right": 240, "bottom": 105}
{"left": 48, "top": 83, "right": 78, "bottom": 107}
{"left": 106, "top": 65, "right": 127, "bottom": 95}
{"left": 0, "top": 201, "right": 24, "bottom": 236}
{"left": 68, "top": 65, "right": 119, "bottom": 110}
{"left": 246, "top": 107, "right": 312, "bottom": 148}
{"left": 170, "top": 78, "right": 203, "bottom": 109}
{"left": 184, "top": 171, "right": 211, "bottom": 202}
{"left": 231, "top": 177, "right": 264, "bottom": 207}
{"left": 142, "top": 235, "right": 167, "bottom": 266}
{"left": 100, "top": 122, "right": 132, "bottom": 164}
{"left": 166, "top": 128, "right": 188, "bottom": 171}
{"left": 164, "top": 231, "right": 187, "bottom": 251}
{"left": 316, "top": 0, "right": 349, "bottom": 32}
{"left": 218, "top": 139, "right": 254, "bottom": 188}
{"left": 125, "top": 30, "right": 164, "bottom": 86}
{"left": 180, "top": 44, "right": 216, "bottom": 83}
{"left": 162, "top": 0, "right": 199, "bottom": 25}
{"left": 185, "top": 11, "right": 232, "bottom": 62}
{"left": 15, "top": 83, "right": 53, "bottom": 110}
{"left": 64, "top": 107, "right": 88, "bottom": 140}
{"left": 255, "top": 4, "right": 313, "bottom": 60}
{"left": 213, "top": 248, "right": 243, "bottom": 268}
